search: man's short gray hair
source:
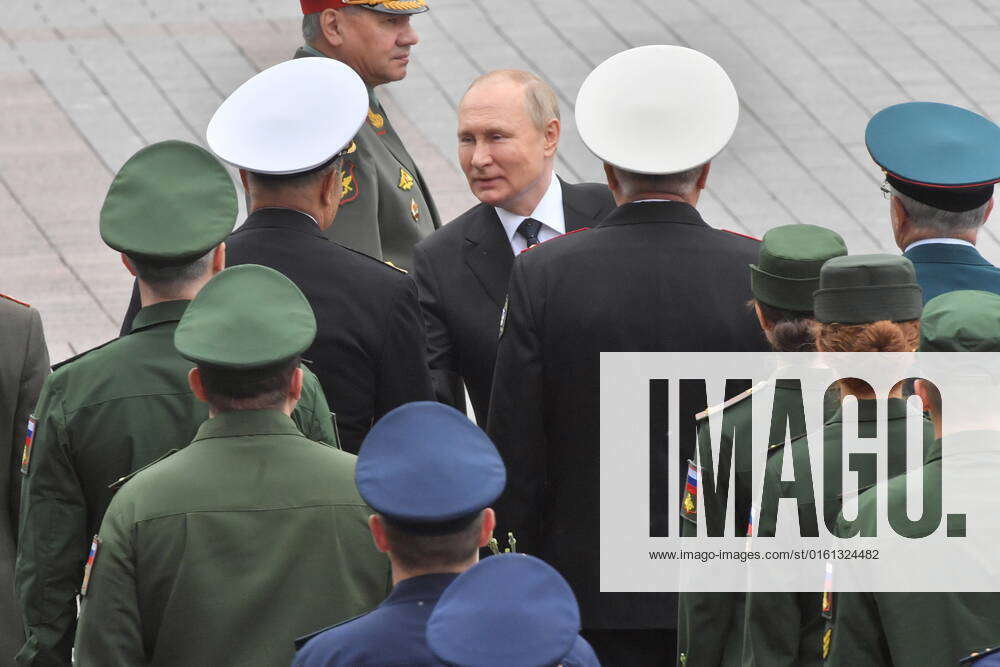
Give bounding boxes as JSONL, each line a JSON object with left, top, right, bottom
{"left": 465, "top": 69, "right": 560, "bottom": 131}
{"left": 891, "top": 186, "right": 990, "bottom": 235}
{"left": 612, "top": 165, "right": 705, "bottom": 199}
{"left": 302, "top": 12, "right": 322, "bottom": 45}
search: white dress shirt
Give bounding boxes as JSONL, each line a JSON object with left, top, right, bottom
{"left": 495, "top": 174, "right": 565, "bottom": 254}
{"left": 905, "top": 238, "right": 976, "bottom": 253}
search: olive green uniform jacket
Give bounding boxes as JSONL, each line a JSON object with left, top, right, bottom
{"left": 15, "top": 300, "right": 337, "bottom": 666}
{"left": 0, "top": 296, "right": 48, "bottom": 665}
{"left": 73, "top": 409, "right": 389, "bottom": 667}
{"left": 679, "top": 380, "right": 809, "bottom": 667}
{"left": 293, "top": 46, "right": 441, "bottom": 272}
{"left": 743, "top": 398, "right": 933, "bottom": 667}
{"left": 827, "top": 431, "right": 1000, "bottom": 666}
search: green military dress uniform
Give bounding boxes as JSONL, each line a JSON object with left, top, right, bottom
{"left": 294, "top": 45, "right": 440, "bottom": 271}
{"left": 827, "top": 291, "right": 1000, "bottom": 666}
{"left": 743, "top": 254, "right": 928, "bottom": 667}
{"left": 678, "top": 224, "right": 848, "bottom": 667}
{"left": 0, "top": 295, "right": 48, "bottom": 664}
{"left": 15, "top": 142, "right": 338, "bottom": 666}
{"left": 74, "top": 264, "right": 389, "bottom": 666}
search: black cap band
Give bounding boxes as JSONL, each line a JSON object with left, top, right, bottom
{"left": 887, "top": 174, "right": 994, "bottom": 213}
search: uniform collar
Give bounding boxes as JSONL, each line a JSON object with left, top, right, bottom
{"left": 130, "top": 300, "right": 189, "bottom": 333}
{"left": 192, "top": 409, "right": 303, "bottom": 442}
{"left": 904, "top": 238, "right": 975, "bottom": 253}
{"left": 904, "top": 242, "right": 991, "bottom": 266}
{"left": 494, "top": 172, "right": 565, "bottom": 244}
{"left": 384, "top": 573, "right": 460, "bottom": 607}
{"left": 598, "top": 200, "right": 707, "bottom": 228}
{"left": 826, "top": 396, "right": 910, "bottom": 425}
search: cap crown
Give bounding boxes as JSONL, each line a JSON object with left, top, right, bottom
{"left": 750, "top": 224, "right": 847, "bottom": 312}
{"left": 100, "top": 141, "right": 236, "bottom": 263}
{"left": 175, "top": 264, "right": 316, "bottom": 369}
{"left": 813, "top": 254, "right": 923, "bottom": 324}
{"left": 920, "top": 290, "right": 1000, "bottom": 352}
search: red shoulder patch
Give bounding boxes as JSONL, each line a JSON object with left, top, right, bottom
{"left": 722, "top": 229, "right": 761, "bottom": 242}
{"left": 0, "top": 293, "right": 30, "bottom": 307}
{"left": 518, "top": 227, "right": 592, "bottom": 254}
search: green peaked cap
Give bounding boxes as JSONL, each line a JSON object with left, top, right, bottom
{"left": 814, "top": 254, "right": 923, "bottom": 324}
{"left": 749, "top": 224, "right": 848, "bottom": 312}
{"left": 920, "top": 290, "right": 1000, "bottom": 352}
{"left": 100, "top": 140, "right": 236, "bottom": 264}
{"left": 175, "top": 264, "right": 316, "bottom": 369}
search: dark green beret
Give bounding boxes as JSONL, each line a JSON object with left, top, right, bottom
{"left": 749, "top": 224, "right": 848, "bottom": 312}
{"left": 174, "top": 264, "right": 316, "bottom": 369}
{"left": 100, "top": 140, "right": 236, "bottom": 265}
{"left": 814, "top": 254, "right": 923, "bottom": 324}
{"left": 920, "top": 290, "right": 1000, "bottom": 352}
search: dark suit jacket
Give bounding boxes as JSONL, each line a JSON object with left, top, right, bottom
{"left": 486, "top": 201, "right": 768, "bottom": 630}
{"left": 120, "top": 209, "right": 434, "bottom": 454}
{"left": 903, "top": 242, "right": 1000, "bottom": 303}
{"left": 412, "top": 179, "right": 615, "bottom": 423}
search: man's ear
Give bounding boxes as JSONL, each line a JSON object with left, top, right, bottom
{"left": 984, "top": 197, "right": 994, "bottom": 225}
{"left": 211, "top": 243, "right": 226, "bottom": 275}
{"left": 542, "top": 118, "right": 561, "bottom": 158}
{"left": 188, "top": 367, "right": 209, "bottom": 403}
{"left": 753, "top": 301, "right": 768, "bottom": 331}
{"left": 121, "top": 253, "right": 137, "bottom": 277}
{"left": 479, "top": 508, "right": 497, "bottom": 547}
{"left": 322, "top": 165, "right": 344, "bottom": 209}
{"left": 891, "top": 196, "right": 909, "bottom": 228}
{"left": 696, "top": 162, "right": 711, "bottom": 190}
{"left": 320, "top": 8, "right": 346, "bottom": 48}
{"left": 369, "top": 514, "right": 391, "bottom": 554}
{"left": 288, "top": 367, "right": 304, "bottom": 403}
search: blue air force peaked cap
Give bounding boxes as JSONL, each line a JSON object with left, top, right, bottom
{"left": 866, "top": 102, "right": 1000, "bottom": 212}
{"left": 356, "top": 402, "right": 506, "bottom": 533}
{"left": 427, "top": 554, "right": 582, "bottom": 667}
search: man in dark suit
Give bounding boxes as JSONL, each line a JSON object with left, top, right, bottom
{"left": 486, "top": 46, "right": 768, "bottom": 666}
{"left": 866, "top": 102, "right": 1000, "bottom": 303}
{"left": 206, "top": 57, "right": 432, "bottom": 454}
{"left": 413, "top": 69, "right": 615, "bottom": 423}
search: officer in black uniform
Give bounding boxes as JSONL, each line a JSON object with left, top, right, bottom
{"left": 486, "top": 45, "right": 768, "bottom": 666}
{"left": 293, "top": 401, "right": 506, "bottom": 665}
{"left": 206, "top": 57, "right": 433, "bottom": 453}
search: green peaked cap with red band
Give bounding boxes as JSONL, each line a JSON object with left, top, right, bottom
{"left": 300, "top": 0, "right": 428, "bottom": 15}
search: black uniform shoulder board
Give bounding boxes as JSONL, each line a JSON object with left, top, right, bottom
{"left": 695, "top": 380, "right": 769, "bottom": 421}
{"left": 0, "top": 293, "right": 30, "bottom": 307}
{"left": 108, "top": 449, "right": 180, "bottom": 490}
{"left": 52, "top": 338, "right": 120, "bottom": 372}
{"left": 293, "top": 611, "right": 372, "bottom": 650}
{"left": 961, "top": 645, "right": 1000, "bottom": 664}
{"left": 335, "top": 243, "right": 408, "bottom": 274}
{"left": 721, "top": 229, "right": 761, "bottom": 242}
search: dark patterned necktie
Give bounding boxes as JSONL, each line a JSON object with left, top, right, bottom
{"left": 517, "top": 217, "right": 542, "bottom": 248}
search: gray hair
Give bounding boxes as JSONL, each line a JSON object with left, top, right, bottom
{"left": 130, "top": 250, "right": 215, "bottom": 298}
{"left": 612, "top": 164, "right": 705, "bottom": 198}
{"left": 465, "top": 69, "right": 560, "bottom": 131}
{"left": 302, "top": 12, "right": 322, "bottom": 45}
{"left": 891, "top": 186, "right": 989, "bottom": 235}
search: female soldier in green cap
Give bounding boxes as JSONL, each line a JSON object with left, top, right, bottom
{"left": 678, "top": 223, "right": 847, "bottom": 667}
{"left": 74, "top": 265, "right": 388, "bottom": 667}
{"left": 743, "top": 254, "right": 934, "bottom": 666}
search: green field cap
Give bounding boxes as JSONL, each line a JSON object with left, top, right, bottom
{"left": 750, "top": 224, "right": 848, "bottom": 312}
{"left": 814, "top": 254, "right": 923, "bottom": 324}
{"left": 100, "top": 140, "right": 236, "bottom": 264}
{"left": 920, "top": 290, "right": 1000, "bottom": 352}
{"left": 175, "top": 264, "right": 316, "bottom": 369}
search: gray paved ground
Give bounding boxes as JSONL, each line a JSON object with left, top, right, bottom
{"left": 4, "top": 0, "right": 1000, "bottom": 362}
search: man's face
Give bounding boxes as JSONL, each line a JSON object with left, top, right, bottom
{"left": 458, "top": 80, "right": 555, "bottom": 212}
{"left": 334, "top": 9, "right": 418, "bottom": 87}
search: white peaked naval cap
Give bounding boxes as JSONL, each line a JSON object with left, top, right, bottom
{"left": 207, "top": 58, "right": 368, "bottom": 175}
{"left": 575, "top": 45, "right": 740, "bottom": 175}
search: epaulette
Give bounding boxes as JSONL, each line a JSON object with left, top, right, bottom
{"left": 51, "top": 338, "right": 119, "bottom": 372}
{"left": 722, "top": 229, "right": 761, "bottom": 242}
{"left": 961, "top": 645, "right": 1000, "bottom": 664}
{"left": 518, "top": 227, "right": 591, "bottom": 254}
{"left": 293, "top": 611, "right": 371, "bottom": 650}
{"left": 336, "top": 243, "right": 408, "bottom": 274}
{"left": 695, "top": 380, "right": 769, "bottom": 421}
{"left": 108, "top": 448, "right": 180, "bottom": 490}
{"left": 0, "top": 293, "right": 30, "bottom": 308}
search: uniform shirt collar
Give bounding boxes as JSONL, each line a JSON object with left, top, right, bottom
{"left": 130, "top": 300, "right": 189, "bottom": 333}
{"left": 255, "top": 206, "right": 320, "bottom": 228}
{"left": 192, "top": 409, "right": 303, "bottom": 441}
{"left": 905, "top": 238, "right": 975, "bottom": 253}
{"left": 384, "top": 573, "right": 460, "bottom": 606}
{"left": 495, "top": 173, "right": 565, "bottom": 252}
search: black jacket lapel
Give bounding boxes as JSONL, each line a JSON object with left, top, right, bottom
{"left": 463, "top": 205, "right": 514, "bottom": 309}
